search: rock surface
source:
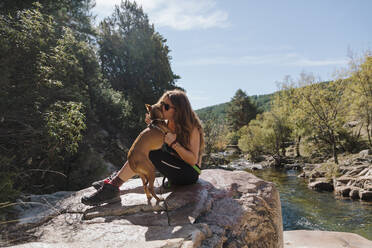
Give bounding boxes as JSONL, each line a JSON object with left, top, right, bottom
{"left": 6, "top": 169, "right": 283, "bottom": 248}
{"left": 299, "top": 152, "right": 372, "bottom": 202}
{"left": 284, "top": 230, "right": 372, "bottom": 248}
{"left": 308, "top": 180, "right": 334, "bottom": 192}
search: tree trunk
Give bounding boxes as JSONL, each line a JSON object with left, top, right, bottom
{"left": 367, "top": 121, "right": 372, "bottom": 148}
{"left": 296, "top": 135, "right": 301, "bottom": 157}
{"left": 281, "top": 146, "right": 286, "bottom": 157}
{"left": 333, "top": 142, "right": 338, "bottom": 164}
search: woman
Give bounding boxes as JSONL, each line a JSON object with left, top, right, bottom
{"left": 82, "top": 89, "right": 205, "bottom": 206}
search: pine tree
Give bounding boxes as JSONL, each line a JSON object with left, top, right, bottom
{"left": 226, "top": 89, "right": 258, "bottom": 131}
{"left": 97, "top": 0, "right": 180, "bottom": 129}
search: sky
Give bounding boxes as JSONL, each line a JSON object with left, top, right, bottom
{"left": 92, "top": 0, "right": 372, "bottom": 110}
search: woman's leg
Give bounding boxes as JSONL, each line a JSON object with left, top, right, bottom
{"left": 149, "top": 150, "right": 199, "bottom": 185}
{"left": 116, "top": 161, "right": 136, "bottom": 182}
{"left": 81, "top": 161, "right": 136, "bottom": 206}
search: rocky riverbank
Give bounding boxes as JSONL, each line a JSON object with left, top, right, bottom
{"left": 298, "top": 149, "right": 372, "bottom": 202}
{"left": 204, "top": 148, "right": 372, "bottom": 203}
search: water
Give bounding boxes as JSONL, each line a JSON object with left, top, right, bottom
{"left": 251, "top": 168, "right": 372, "bottom": 240}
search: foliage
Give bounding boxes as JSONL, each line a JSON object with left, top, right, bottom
{"left": 45, "top": 101, "right": 86, "bottom": 155}
{"left": 317, "top": 162, "right": 341, "bottom": 180}
{"left": 238, "top": 117, "right": 269, "bottom": 161}
{"left": 226, "top": 89, "right": 259, "bottom": 131}
{"left": 196, "top": 93, "right": 272, "bottom": 123}
{"left": 0, "top": 156, "right": 18, "bottom": 206}
{"left": 97, "top": 0, "right": 180, "bottom": 131}
{"left": 91, "top": 80, "right": 134, "bottom": 133}
{"left": 0, "top": 1, "right": 182, "bottom": 206}
{"left": 0, "top": 6, "right": 100, "bottom": 195}
{"left": 274, "top": 76, "right": 312, "bottom": 157}
{"left": 337, "top": 128, "right": 367, "bottom": 153}
{"left": 0, "top": 156, "right": 19, "bottom": 222}
{"left": 250, "top": 93, "right": 273, "bottom": 112}
{"left": 225, "top": 131, "right": 240, "bottom": 146}
{"left": 197, "top": 92, "right": 272, "bottom": 152}
{"left": 344, "top": 53, "right": 372, "bottom": 148}
{"left": 203, "top": 119, "right": 220, "bottom": 154}
{"left": 0, "top": 0, "right": 96, "bottom": 41}
{"left": 268, "top": 87, "right": 295, "bottom": 155}
{"left": 197, "top": 102, "right": 228, "bottom": 124}
{"left": 295, "top": 74, "right": 346, "bottom": 164}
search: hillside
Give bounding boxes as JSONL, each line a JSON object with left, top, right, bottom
{"left": 196, "top": 93, "right": 273, "bottom": 122}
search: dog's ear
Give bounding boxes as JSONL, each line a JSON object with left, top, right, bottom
{"left": 145, "top": 104, "right": 152, "bottom": 112}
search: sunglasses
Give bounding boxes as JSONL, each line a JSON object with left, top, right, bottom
{"left": 161, "top": 101, "right": 175, "bottom": 111}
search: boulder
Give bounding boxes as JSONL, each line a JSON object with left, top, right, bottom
{"left": 301, "top": 158, "right": 372, "bottom": 202}
{"left": 359, "top": 190, "right": 372, "bottom": 201}
{"left": 6, "top": 169, "right": 283, "bottom": 248}
{"left": 334, "top": 186, "right": 352, "bottom": 197}
{"left": 308, "top": 181, "right": 334, "bottom": 192}
{"left": 350, "top": 188, "right": 361, "bottom": 200}
{"left": 359, "top": 149, "right": 372, "bottom": 158}
{"left": 284, "top": 230, "right": 372, "bottom": 248}
{"left": 335, "top": 176, "right": 355, "bottom": 185}
{"left": 344, "top": 165, "right": 369, "bottom": 177}
{"left": 354, "top": 176, "right": 372, "bottom": 188}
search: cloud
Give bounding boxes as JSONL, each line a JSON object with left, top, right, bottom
{"left": 178, "top": 53, "right": 348, "bottom": 67}
{"left": 94, "top": 0, "right": 229, "bottom": 30}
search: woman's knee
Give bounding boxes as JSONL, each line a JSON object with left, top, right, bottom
{"left": 171, "top": 173, "right": 199, "bottom": 185}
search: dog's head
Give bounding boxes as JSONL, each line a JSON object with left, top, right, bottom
{"left": 145, "top": 103, "right": 163, "bottom": 121}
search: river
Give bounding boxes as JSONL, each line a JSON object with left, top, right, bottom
{"left": 250, "top": 168, "right": 372, "bottom": 240}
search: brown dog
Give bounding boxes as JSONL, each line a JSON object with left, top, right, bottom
{"left": 127, "top": 103, "right": 170, "bottom": 202}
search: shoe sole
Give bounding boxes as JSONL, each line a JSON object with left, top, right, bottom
{"left": 82, "top": 195, "right": 121, "bottom": 206}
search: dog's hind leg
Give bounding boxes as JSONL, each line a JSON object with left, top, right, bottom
{"left": 145, "top": 160, "right": 162, "bottom": 202}
{"left": 139, "top": 175, "right": 152, "bottom": 202}
{"left": 148, "top": 177, "right": 162, "bottom": 202}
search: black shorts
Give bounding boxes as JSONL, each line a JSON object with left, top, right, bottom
{"left": 149, "top": 146, "right": 200, "bottom": 185}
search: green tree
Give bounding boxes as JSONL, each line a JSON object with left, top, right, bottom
{"left": 345, "top": 53, "right": 372, "bottom": 147}
{"left": 295, "top": 73, "right": 346, "bottom": 164}
{"left": 0, "top": 0, "right": 96, "bottom": 41}
{"left": 0, "top": 6, "right": 101, "bottom": 197}
{"left": 275, "top": 76, "right": 313, "bottom": 157}
{"left": 238, "top": 115, "right": 274, "bottom": 161}
{"left": 265, "top": 110, "right": 292, "bottom": 156}
{"left": 226, "top": 89, "right": 258, "bottom": 132}
{"left": 97, "top": 0, "right": 180, "bottom": 130}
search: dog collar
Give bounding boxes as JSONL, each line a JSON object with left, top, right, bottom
{"left": 149, "top": 123, "right": 167, "bottom": 135}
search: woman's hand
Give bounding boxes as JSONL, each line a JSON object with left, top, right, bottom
{"left": 145, "top": 113, "right": 151, "bottom": 125}
{"left": 164, "top": 132, "right": 176, "bottom": 146}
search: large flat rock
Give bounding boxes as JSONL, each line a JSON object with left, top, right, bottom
{"left": 284, "top": 230, "right": 372, "bottom": 248}
{"left": 7, "top": 169, "right": 283, "bottom": 248}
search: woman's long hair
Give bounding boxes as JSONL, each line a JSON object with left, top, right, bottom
{"left": 158, "top": 90, "right": 205, "bottom": 162}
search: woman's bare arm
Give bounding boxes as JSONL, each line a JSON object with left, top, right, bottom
{"left": 165, "top": 127, "right": 200, "bottom": 165}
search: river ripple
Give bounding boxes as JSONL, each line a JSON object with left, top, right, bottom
{"left": 250, "top": 168, "right": 372, "bottom": 240}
